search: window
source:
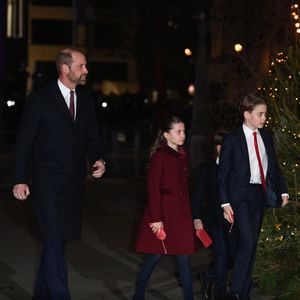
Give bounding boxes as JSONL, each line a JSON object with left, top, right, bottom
{"left": 31, "top": 19, "right": 72, "bottom": 45}
{"left": 6, "top": 0, "right": 24, "bottom": 38}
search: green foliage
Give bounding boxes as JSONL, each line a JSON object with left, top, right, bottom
{"left": 255, "top": 203, "right": 300, "bottom": 299}
{"left": 259, "top": 47, "right": 300, "bottom": 200}
{"left": 255, "top": 46, "right": 300, "bottom": 298}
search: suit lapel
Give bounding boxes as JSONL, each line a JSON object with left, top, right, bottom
{"left": 237, "top": 126, "right": 250, "bottom": 166}
{"left": 259, "top": 128, "right": 271, "bottom": 174}
{"left": 74, "top": 86, "right": 83, "bottom": 125}
{"left": 52, "top": 81, "right": 75, "bottom": 123}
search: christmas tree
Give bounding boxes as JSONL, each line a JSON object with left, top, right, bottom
{"left": 255, "top": 46, "right": 300, "bottom": 299}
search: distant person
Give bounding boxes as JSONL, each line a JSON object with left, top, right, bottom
{"left": 133, "top": 116, "right": 197, "bottom": 300}
{"left": 192, "top": 130, "right": 234, "bottom": 300}
{"left": 12, "top": 48, "right": 106, "bottom": 300}
{"left": 218, "top": 94, "right": 288, "bottom": 300}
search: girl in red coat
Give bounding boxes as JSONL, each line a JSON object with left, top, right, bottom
{"left": 133, "top": 116, "right": 197, "bottom": 300}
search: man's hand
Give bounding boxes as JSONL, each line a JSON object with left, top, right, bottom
{"left": 13, "top": 184, "right": 30, "bottom": 201}
{"left": 194, "top": 219, "right": 203, "bottom": 230}
{"left": 223, "top": 204, "right": 234, "bottom": 223}
{"left": 92, "top": 160, "right": 106, "bottom": 178}
{"left": 281, "top": 195, "right": 289, "bottom": 207}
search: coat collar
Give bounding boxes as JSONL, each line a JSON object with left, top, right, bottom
{"left": 160, "top": 144, "right": 186, "bottom": 156}
{"left": 51, "top": 81, "right": 82, "bottom": 124}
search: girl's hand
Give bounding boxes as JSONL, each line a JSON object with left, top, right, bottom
{"left": 194, "top": 219, "right": 203, "bottom": 230}
{"left": 149, "top": 221, "right": 163, "bottom": 234}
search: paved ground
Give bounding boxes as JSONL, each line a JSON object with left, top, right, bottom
{"left": 0, "top": 154, "right": 268, "bottom": 300}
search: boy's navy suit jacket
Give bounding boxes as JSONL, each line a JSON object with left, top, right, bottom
{"left": 218, "top": 126, "right": 288, "bottom": 207}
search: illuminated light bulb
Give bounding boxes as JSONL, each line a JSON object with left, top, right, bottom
{"left": 297, "top": 28, "right": 300, "bottom": 33}
{"left": 184, "top": 48, "right": 192, "bottom": 56}
{"left": 187, "top": 84, "right": 195, "bottom": 95}
{"left": 234, "top": 43, "right": 243, "bottom": 53}
{"left": 295, "top": 23, "right": 300, "bottom": 27}
{"left": 295, "top": 4, "right": 299, "bottom": 8}
{"left": 294, "top": 15, "right": 299, "bottom": 20}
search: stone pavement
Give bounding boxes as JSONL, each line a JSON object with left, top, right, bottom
{"left": 0, "top": 172, "right": 268, "bottom": 299}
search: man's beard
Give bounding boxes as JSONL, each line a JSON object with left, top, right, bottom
{"left": 77, "top": 75, "right": 87, "bottom": 85}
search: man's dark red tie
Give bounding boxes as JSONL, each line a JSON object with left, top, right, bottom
{"left": 69, "top": 90, "right": 75, "bottom": 120}
{"left": 253, "top": 132, "right": 266, "bottom": 190}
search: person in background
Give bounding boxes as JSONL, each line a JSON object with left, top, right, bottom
{"left": 192, "top": 130, "right": 234, "bottom": 300}
{"left": 218, "top": 94, "right": 288, "bottom": 300}
{"left": 12, "top": 48, "right": 105, "bottom": 300}
{"left": 133, "top": 115, "right": 197, "bottom": 300}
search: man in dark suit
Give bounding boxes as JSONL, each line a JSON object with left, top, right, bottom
{"left": 218, "top": 94, "right": 288, "bottom": 300}
{"left": 12, "top": 48, "right": 106, "bottom": 299}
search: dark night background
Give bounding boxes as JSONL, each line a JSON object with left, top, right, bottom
{"left": 0, "top": 1, "right": 297, "bottom": 299}
{"left": 0, "top": 0, "right": 294, "bottom": 175}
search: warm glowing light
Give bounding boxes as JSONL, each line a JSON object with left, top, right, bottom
{"left": 297, "top": 28, "right": 300, "bottom": 33}
{"left": 234, "top": 43, "right": 243, "bottom": 53}
{"left": 295, "top": 23, "right": 300, "bottom": 27}
{"left": 184, "top": 48, "right": 192, "bottom": 56}
{"left": 188, "top": 84, "right": 195, "bottom": 95}
{"left": 294, "top": 4, "right": 299, "bottom": 8}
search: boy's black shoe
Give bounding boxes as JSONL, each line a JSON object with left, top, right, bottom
{"left": 200, "top": 272, "right": 212, "bottom": 300}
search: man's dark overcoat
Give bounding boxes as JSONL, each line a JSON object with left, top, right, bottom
{"left": 13, "top": 81, "right": 102, "bottom": 240}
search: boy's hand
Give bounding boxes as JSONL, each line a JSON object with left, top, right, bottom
{"left": 223, "top": 204, "right": 234, "bottom": 223}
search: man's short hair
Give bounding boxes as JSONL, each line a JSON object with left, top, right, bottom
{"left": 55, "top": 49, "right": 74, "bottom": 74}
{"left": 239, "top": 93, "right": 266, "bottom": 114}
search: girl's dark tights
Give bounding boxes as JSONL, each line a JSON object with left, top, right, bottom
{"left": 134, "top": 253, "right": 194, "bottom": 300}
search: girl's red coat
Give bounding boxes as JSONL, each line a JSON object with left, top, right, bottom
{"left": 135, "top": 145, "right": 197, "bottom": 255}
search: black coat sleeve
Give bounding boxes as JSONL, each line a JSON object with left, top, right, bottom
{"left": 13, "top": 93, "right": 43, "bottom": 184}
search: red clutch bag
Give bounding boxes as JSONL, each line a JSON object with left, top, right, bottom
{"left": 149, "top": 224, "right": 167, "bottom": 254}
{"left": 196, "top": 229, "right": 213, "bottom": 248}
{"left": 149, "top": 223, "right": 166, "bottom": 240}
{"left": 155, "top": 228, "right": 166, "bottom": 240}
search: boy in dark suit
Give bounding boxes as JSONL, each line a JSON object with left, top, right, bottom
{"left": 12, "top": 48, "right": 106, "bottom": 299}
{"left": 193, "top": 130, "right": 234, "bottom": 300}
{"left": 218, "top": 94, "right": 288, "bottom": 299}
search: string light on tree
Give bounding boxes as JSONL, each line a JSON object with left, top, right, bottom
{"left": 255, "top": 45, "right": 300, "bottom": 298}
{"left": 291, "top": 2, "right": 300, "bottom": 42}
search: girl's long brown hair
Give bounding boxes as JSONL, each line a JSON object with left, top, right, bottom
{"left": 149, "top": 115, "right": 183, "bottom": 158}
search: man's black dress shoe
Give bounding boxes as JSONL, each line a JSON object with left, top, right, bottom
{"left": 200, "top": 272, "right": 212, "bottom": 300}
